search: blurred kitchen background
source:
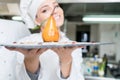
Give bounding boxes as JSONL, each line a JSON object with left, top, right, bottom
{"left": 0, "top": 0, "right": 120, "bottom": 79}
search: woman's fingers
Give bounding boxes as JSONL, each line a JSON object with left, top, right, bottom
{"left": 35, "top": 48, "right": 48, "bottom": 55}
{"left": 5, "top": 47, "right": 28, "bottom": 54}
{"left": 51, "top": 47, "right": 62, "bottom": 53}
{"left": 6, "top": 46, "right": 48, "bottom": 56}
{"left": 5, "top": 46, "right": 16, "bottom": 50}
{"left": 51, "top": 46, "right": 81, "bottom": 56}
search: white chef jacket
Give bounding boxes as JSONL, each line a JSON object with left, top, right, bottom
{"left": 0, "top": 19, "right": 31, "bottom": 80}
{"left": 0, "top": 32, "right": 84, "bottom": 80}
{"left": 0, "top": 47, "right": 17, "bottom": 80}
{"left": 16, "top": 32, "right": 84, "bottom": 80}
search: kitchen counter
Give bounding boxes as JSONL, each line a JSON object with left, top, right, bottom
{"left": 85, "top": 76, "right": 120, "bottom": 80}
{"left": 83, "top": 58, "right": 120, "bottom": 80}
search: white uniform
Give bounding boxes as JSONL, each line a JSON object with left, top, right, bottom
{"left": 0, "top": 47, "right": 17, "bottom": 80}
{"left": 16, "top": 32, "right": 85, "bottom": 80}
{"left": 0, "top": 19, "right": 84, "bottom": 80}
{"left": 0, "top": 19, "right": 30, "bottom": 80}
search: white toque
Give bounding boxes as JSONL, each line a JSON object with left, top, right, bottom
{"left": 20, "top": 0, "right": 45, "bottom": 28}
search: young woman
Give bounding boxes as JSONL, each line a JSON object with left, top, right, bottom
{"left": 7, "top": 0, "right": 84, "bottom": 80}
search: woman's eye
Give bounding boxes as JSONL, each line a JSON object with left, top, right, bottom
{"left": 42, "top": 10, "right": 47, "bottom": 13}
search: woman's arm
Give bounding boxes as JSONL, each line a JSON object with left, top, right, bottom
{"left": 59, "top": 54, "right": 72, "bottom": 78}
{"left": 52, "top": 47, "right": 84, "bottom": 80}
{"left": 24, "top": 56, "right": 40, "bottom": 73}
{"left": 26, "top": 62, "right": 40, "bottom": 80}
{"left": 52, "top": 47, "right": 77, "bottom": 78}
{"left": 7, "top": 48, "right": 47, "bottom": 73}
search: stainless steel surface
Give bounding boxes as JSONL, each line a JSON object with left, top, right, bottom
{"left": 58, "top": 0, "right": 120, "bottom": 3}
{"left": 85, "top": 76, "right": 120, "bottom": 80}
{"left": 1, "top": 0, "right": 120, "bottom": 3}
{"left": 0, "top": 0, "right": 120, "bottom": 17}
{"left": 60, "top": 3, "right": 120, "bottom": 22}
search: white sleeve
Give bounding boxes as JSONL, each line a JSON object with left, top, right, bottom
{"left": 56, "top": 48, "right": 85, "bottom": 80}
{"left": 16, "top": 52, "right": 31, "bottom": 80}
{"left": 16, "top": 52, "right": 42, "bottom": 80}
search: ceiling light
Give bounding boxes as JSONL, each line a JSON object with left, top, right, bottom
{"left": 82, "top": 15, "right": 120, "bottom": 23}
{"left": 12, "top": 16, "right": 22, "bottom": 21}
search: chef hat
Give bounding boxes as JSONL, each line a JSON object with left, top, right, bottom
{"left": 20, "top": 0, "right": 45, "bottom": 28}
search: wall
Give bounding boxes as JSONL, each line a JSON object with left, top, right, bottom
{"left": 90, "top": 24, "right": 99, "bottom": 42}
{"left": 64, "top": 21, "right": 120, "bottom": 62}
{"left": 89, "top": 24, "right": 99, "bottom": 53}
{"left": 114, "top": 24, "right": 120, "bottom": 62}
{"left": 90, "top": 23, "right": 120, "bottom": 62}
{"left": 98, "top": 24, "right": 116, "bottom": 57}
{"left": 65, "top": 22, "right": 76, "bottom": 41}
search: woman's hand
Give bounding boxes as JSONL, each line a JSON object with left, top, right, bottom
{"left": 51, "top": 46, "right": 81, "bottom": 63}
{"left": 6, "top": 47, "right": 47, "bottom": 59}
{"left": 6, "top": 47, "right": 47, "bottom": 73}
{"left": 51, "top": 46, "right": 80, "bottom": 78}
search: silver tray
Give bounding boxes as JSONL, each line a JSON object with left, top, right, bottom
{"left": 0, "top": 42, "right": 114, "bottom": 49}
